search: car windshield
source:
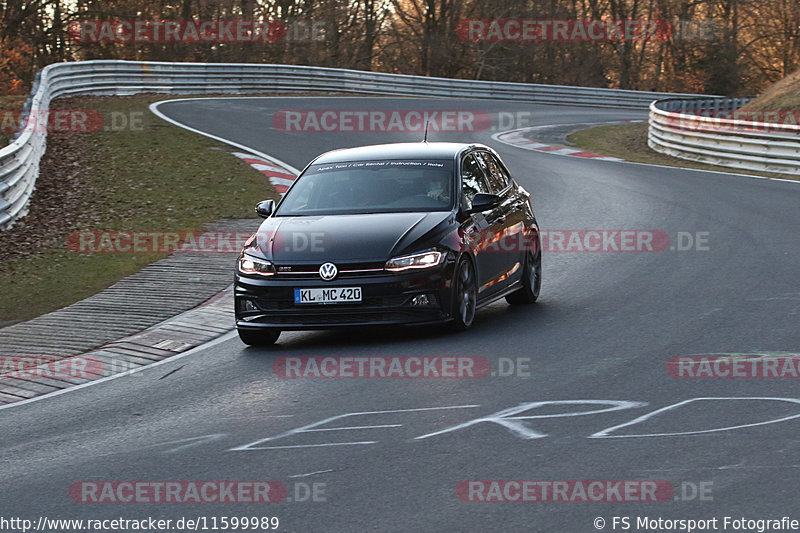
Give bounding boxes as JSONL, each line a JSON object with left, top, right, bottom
{"left": 275, "top": 159, "right": 454, "bottom": 216}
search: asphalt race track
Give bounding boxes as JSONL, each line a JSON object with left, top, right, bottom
{"left": 2, "top": 97, "right": 800, "bottom": 532}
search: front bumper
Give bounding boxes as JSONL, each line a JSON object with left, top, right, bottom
{"left": 234, "top": 263, "right": 455, "bottom": 330}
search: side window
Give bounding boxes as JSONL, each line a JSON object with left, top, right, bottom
{"left": 477, "top": 152, "right": 510, "bottom": 193}
{"left": 460, "top": 154, "right": 491, "bottom": 206}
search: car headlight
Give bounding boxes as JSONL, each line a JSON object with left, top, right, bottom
{"left": 385, "top": 250, "right": 444, "bottom": 272}
{"left": 238, "top": 253, "right": 276, "bottom": 277}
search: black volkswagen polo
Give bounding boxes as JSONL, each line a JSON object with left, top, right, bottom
{"left": 234, "top": 142, "right": 541, "bottom": 345}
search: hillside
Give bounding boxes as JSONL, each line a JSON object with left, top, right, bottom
{"left": 739, "top": 69, "right": 800, "bottom": 111}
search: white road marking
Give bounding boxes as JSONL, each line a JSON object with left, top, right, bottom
{"left": 222, "top": 396, "right": 800, "bottom": 452}
{"left": 230, "top": 404, "right": 480, "bottom": 451}
{"left": 147, "top": 433, "right": 228, "bottom": 453}
{"left": 246, "top": 442, "right": 378, "bottom": 450}
{"left": 590, "top": 397, "right": 800, "bottom": 438}
{"left": 303, "top": 424, "right": 403, "bottom": 432}
{"left": 414, "top": 400, "right": 646, "bottom": 440}
{"left": 289, "top": 469, "right": 336, "bottom": 478}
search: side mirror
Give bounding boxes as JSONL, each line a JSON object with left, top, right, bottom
{"left": 255, "top": 200, "right": 275, "bottom": 218}
{"left": 468, "top": 193, "right": 502, "bottom": 214}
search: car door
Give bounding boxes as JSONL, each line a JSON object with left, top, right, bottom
{"left": 459, "top": 152, "right": 508, "bottom": 298}
{"left": 476, "top": 151, "right": 526, "bottom": 284}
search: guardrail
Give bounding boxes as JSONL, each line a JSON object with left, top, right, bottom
{"left": 648, "top": 97, "right": 800, "bottom": 176}
{"left": 1, "top": 60, "right": 703, "bottom": 230}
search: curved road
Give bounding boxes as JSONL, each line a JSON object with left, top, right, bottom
{"left": 2, "top": 97, "right": 800, "bottom": 532}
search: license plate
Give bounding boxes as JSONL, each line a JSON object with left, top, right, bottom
{"left": 294, "top": 287, "right": 362, "bottom": 304}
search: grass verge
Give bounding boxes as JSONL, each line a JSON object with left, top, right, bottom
{"left": 567, "top": 122, "right": 796, "bottom": 181}
{"left": 0, "top": 95, "right": 280, "bottom": 324}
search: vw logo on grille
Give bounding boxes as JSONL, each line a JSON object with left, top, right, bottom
{"left": 319, "top": 262, "right": 338, "bottom": 281}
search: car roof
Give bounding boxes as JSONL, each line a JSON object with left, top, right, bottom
{"left": 311, "top": 142, "right": 486, "bottom": 164}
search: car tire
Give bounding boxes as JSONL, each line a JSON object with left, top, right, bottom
{"left": 451, "top": 256, "right": 477, "bottom": 330}
{"left": 238, "top": 328, "right": 281, "bottom": 346}
{"left": 506, "top": 235, "right": 541, "bottom": 305}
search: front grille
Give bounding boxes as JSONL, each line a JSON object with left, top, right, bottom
{"left": 274, "top": 262, "right": 386, "bottom": 279}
